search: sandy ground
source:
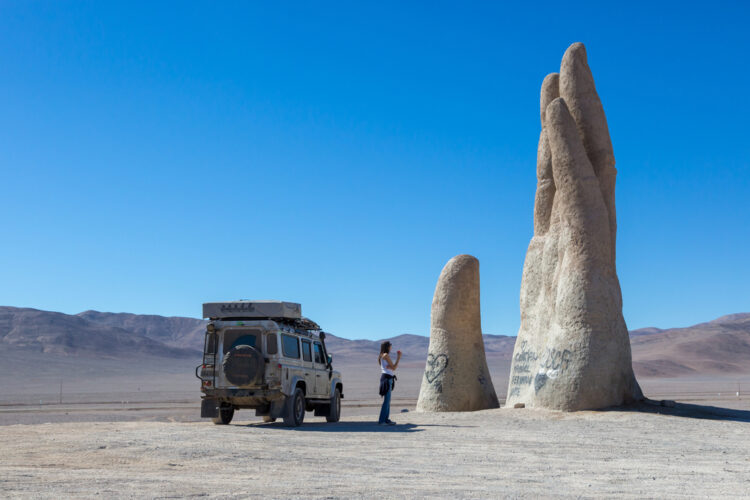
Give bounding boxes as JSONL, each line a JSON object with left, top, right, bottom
{"left": 3, "top": 359, "right": 750, "bottom": 498}
{"left": 1, "top": 401, "right": 749, "bottom": 499}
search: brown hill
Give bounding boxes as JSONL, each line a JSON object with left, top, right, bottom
{"left": 0, "top": 307, "right": 197, "bottom": 359}
{"left": 2, "top": 306, "right": 749, "bottom": 378}
{"left": 78, "top": 310, "right": 206, "bottom": 350}
{"left": 629, "top": 327, "right": 663, "bottom": 337}
{"left": 630, "top": 313, "right": 750, "bottom": 377}
{"left": 325, "top": 332, "right": 515, "bottom": 367}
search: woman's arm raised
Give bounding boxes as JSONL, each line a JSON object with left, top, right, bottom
{"left": 383, "top": 353, "right": 397, "bottom": 370}
{"left": 384, "top": 352, "right": 402, "bottom": 370}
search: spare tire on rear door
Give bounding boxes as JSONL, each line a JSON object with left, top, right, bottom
{"left": 222, "top": 344, "right": 264, "bottom": 386}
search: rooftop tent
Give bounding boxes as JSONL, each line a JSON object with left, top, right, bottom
{"left": 202, "top": 301, "right": 302, "bottom": 320}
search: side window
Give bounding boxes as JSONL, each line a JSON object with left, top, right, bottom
{"left": 266, "top": 333, "right": 278, "bottom": 355}
{"left": 301, "top": 340, "right": 312, "bottom": 362}
{"left": 314, "top": 343, "right": 325, "bottom": 364}
{"left": 281, "top": 334, "right": 300, "bottom": 359}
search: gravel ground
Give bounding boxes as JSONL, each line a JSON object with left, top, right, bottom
{"left": 1, "top": 402, "right": 749, "bottom": 499}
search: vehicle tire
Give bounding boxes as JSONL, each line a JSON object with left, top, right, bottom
{"left": 262, "top": 415, "right": 276, "bottom": 423}
{"left": 283, "top": 387, "right": 305, "bottom": 427}
{"left": 326, "top": 388, "right": 341, "bottom": 423}
{"left": 212, "top": 405, "right": 234, "bottom": 425}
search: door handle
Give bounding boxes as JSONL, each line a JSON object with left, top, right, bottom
{"left": 316, "top": 375, "right": 321, "bottom": 378}
{"left": 305, "top": 372, "right": 310, "bottom": 376}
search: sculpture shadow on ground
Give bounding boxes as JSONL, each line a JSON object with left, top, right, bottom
{"left": 607, "top": 400, "right": 750, "bottom": 423}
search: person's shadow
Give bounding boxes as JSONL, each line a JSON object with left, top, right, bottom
{"left": 611, "top": 399, "right": 750, "bottom": 423}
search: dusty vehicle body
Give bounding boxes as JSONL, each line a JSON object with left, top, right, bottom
{"left": 197, "top": 301, "right": 343, "bottom": 426}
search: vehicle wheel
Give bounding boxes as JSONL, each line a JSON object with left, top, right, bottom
{"left": 283, "top": 387, "right": 305, "bottom": 427}
{"left": 212, "top": 405, "right": 234, "bottom": 425}
{"left": 262, "top": 415, "right": 276, "bottom": 423}
{"left": 326, "top": 388, "right": 341, "bottom": 423}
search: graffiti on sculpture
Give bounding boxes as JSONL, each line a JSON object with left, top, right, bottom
{"left": 508, "top": 341, "right": 574, "bottom": 395}
{"left": 540, "top": 348, "right": 572, "bottom": 374}
{"left": 512, "top": 340, "right": 538, "bottom": 375}
{"left": 424, "top": 353, "right": 449, "bottom": 384}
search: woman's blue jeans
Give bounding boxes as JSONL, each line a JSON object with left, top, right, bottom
{"left": 378, "top": 378, "right": 393, "bottom": 424}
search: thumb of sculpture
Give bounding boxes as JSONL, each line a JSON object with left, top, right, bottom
{"left": 417, "top": 255, "right": 499, "bottom": 412}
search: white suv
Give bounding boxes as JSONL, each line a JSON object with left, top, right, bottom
{"left": 197, "top": 301, "right": 343, "bottom": 427}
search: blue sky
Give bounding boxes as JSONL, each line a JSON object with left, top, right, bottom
{"left": 1, "top": 1, "right": 748, "bottom": 339}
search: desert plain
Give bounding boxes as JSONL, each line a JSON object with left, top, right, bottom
{"left": 1, "top": 350, "right": 750, "bottom": 499}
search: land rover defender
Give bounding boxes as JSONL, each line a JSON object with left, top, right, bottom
{"left": 196, "top": 301, "right": 343, "bottom": 427}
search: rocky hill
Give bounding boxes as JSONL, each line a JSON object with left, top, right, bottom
{"left": 0, "top": 307, "right": 197, "bottom": 359}
{"left": 2, "top": 306, "right": 749, "bottom": 377}
{"left": 630, "top": 313, "right": 750, "bottom": 376}
{"left": 77, "top": 310, "right": 206, "bottom": 350}
{"left": 324, "top": 332, "right": 515, "bottom": 366}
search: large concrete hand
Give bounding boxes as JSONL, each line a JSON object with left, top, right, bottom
{"left": 506, "top": 43, "right": 642, "bottom": 410}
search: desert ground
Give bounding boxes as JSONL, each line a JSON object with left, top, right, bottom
{"left": 2, "top": 402, "right": 749, "bottom": 499}
{"left": 2, "top": 357, "right": 750, "bottom": 498}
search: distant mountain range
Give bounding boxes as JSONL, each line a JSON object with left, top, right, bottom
{"left": 323, "top": 332, "right": 516, "bottom": 367}
{"left": 0, "top": 307, "right": 197, "bottom": 358}
{"left": 630, "top": 313, "right": 750, "bottom": 376}
{"left": 77, "top": 310, "right": 205, "bottom": 350}
{"left": 1, "top": 306, "right": 748, "bottom": 377}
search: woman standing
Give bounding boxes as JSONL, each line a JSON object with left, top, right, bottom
{"left": 378, "top": 341, "right": 401, "bottom": 425}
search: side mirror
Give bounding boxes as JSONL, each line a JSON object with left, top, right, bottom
{"left": 327, "top": 354, "right": 333, "bottom": 364}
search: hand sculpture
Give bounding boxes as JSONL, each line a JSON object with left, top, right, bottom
{"left": 506, "top": 43, "right": 642, "bottom": 410}
{"left": 417, "top": 255, "right": 499, "bottom": 412}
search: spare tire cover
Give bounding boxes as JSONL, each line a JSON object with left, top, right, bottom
{"left": 222, "top": 345, "right": 264, "bottom": 386}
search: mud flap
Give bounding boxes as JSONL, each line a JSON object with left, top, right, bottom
{"left": 313, "top": 404, "right": 330, "bottom": 417}
{"left": 201, "top": 398, "right": 219, "bottom": 418}
{"left": 269, "top": 398, "right": 286, "bottom": 419}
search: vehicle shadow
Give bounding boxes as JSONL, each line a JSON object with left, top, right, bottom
{"left": 240, "top": 421, "right": 425, "bottom": 432}
{"left": 608, "top": 400, "right": 750, "bottom": 423}
{"left": 239, "top": 421, "right": 478, "bottom": 432}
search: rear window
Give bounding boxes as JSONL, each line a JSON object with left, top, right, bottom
{"left": 222, "top": 329, "right": 259, "bottom": 354}
{"left": 282, "top": 334, "right": 300, "bottom": 359}
{"left": 301, "top": 340, "right": 312, "bottom": 362}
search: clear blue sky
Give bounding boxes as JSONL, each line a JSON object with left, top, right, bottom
{"left": 1, "top": 2, "right": 748, "bottom": 339}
